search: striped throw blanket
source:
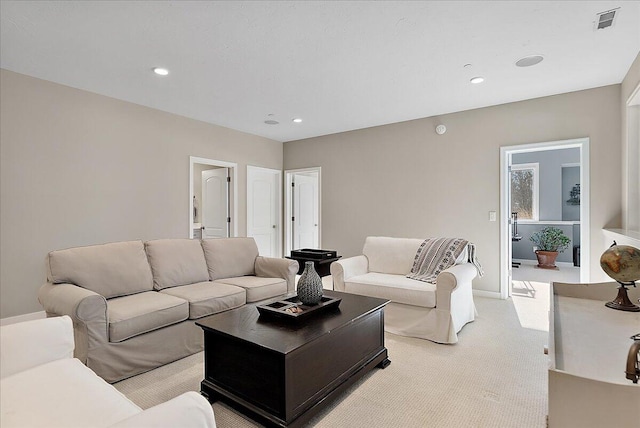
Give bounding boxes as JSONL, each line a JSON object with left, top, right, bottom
{"left": 407, "top": 238, "right": 484, "bottom": 283}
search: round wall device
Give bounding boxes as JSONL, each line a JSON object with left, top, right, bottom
{"left": 435, "top": 125, "right": 447, "bottom": 135}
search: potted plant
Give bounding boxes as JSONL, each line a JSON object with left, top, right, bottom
{"left": 529, "top": 226, "right": 571, "bottom": 269}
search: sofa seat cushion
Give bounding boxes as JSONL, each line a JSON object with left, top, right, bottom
{"left": 160, "top": 281, "right": 246, "bottom": 319}
{"left": 108, "top": 291, "right": 189, "bottom": 342}
{"left": 0, "top": 358, "right": 140, "bottom": 428}
{"left": 345, "top": 272, "right": 436, "bottom": 308}
{"left": 145, "top": 239, "right": 209, "bottom": 290}
{"left": 214, "top": 276, "right": 287, "bottom": 303}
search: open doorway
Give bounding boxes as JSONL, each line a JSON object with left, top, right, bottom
{"left": 189, "top": 156, "right": 237, "bottom": 239}
{"left": 499, "top": 138, "right": 590, "bottom": 302}
{"left": 284, "top": 167, "right": 321, "bottom": 257}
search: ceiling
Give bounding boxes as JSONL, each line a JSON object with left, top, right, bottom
{"left": 1, "top": 1, "right": 639, "bottom": 143}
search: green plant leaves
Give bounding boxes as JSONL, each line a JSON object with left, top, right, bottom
{"left": 529, "top": 226, "right": 571, "bottom": 252}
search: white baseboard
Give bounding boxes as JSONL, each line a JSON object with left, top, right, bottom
{"left": 473, "top": 289, "right": 502, "bottom": 299}
{"left": 512, "top": 258, "right": 536, "bottom": 265}
{"left": 0, "top": 311, "right": 46, "bottom": 326}
{"left": 554, "top": 261, "right": 575, "bottom": 268}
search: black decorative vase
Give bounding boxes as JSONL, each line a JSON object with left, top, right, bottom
{"left": 297, "top": 261, "right": 323, "bottom": 305}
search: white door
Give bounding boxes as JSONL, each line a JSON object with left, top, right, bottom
{"left": 202, "top": 168, "right": 229, "bottom": 238}
{"left": 247, "top": 166, "right": 281, "bottom": 257}
{"left": 506, "top": 158, "right": 514, "bottom": 297}
{"left": 293, "top": 173, "right": 319, "bottom": 250}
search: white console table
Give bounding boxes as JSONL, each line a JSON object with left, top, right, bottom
{"left": 548, "top": 282, "right": 640, "bottom": 428}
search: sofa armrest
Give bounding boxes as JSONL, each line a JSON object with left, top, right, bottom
{"left": 435, "top": 263, "right": 477, "bottom": 311}
{"left": 255, "top": 256, "right": 299, "bottom": 293}
{"left": 38, "top": 283, "right": 107, "bottom": 323}
{"left": 38, "top": 282, "right": 108, "bottom": 363}
{"left": 108, "top": 392, "right": 216, "bottom": 428}
{"left": 0, "top": 315, "right": 74, "bottom": 379}
{"left": 330, "top": 255, "right": 369, "bottom": 292}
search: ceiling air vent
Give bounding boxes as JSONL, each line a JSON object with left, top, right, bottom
{"left": 595, "top": 8, "right": 619, "bottom": 30}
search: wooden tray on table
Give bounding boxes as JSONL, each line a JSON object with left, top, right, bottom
{"left": 257, "top": 295, "right": 341, "bottom": 321}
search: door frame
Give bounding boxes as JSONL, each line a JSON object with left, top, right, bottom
{"left": 247, "top": 165, "right": 282, "bottom": 257}
{"left": 189, "top": 156, "right": 238, "bottom": 238}
{"left": 284, "top": 167, "right": 321, "bottom": 257}
{"left": 499, "top": 138, "right": 590, "bottom": 299}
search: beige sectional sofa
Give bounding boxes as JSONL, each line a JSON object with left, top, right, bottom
{"left": 38, "top": 237, "right": 298, "bottom": 382}
{"left": 331, "top": 236, "right": 477, "bottom": 344}
{"left": 1, "top": 316, "right": 216, "bottom": 428}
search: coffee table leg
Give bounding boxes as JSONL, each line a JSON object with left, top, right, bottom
{"left": 200, "top": 383, "right": 220, "bottom": 403}
{"left": 377, "top": 358, "right": 391, "bottom": 369}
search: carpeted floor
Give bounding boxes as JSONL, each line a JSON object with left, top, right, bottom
{"left": 114, "top": 296, "right": 548, "bottom": 427}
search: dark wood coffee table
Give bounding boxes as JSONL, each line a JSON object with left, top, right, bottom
{"left": 196, "top": 290, "right": 390, "bottom": 427}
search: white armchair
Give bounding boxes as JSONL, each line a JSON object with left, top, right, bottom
{"left": 331, "top": 236, "right": 478, "bottom": 344}
{"left": 0, "top": 316, "right": 216, "bottom": 428}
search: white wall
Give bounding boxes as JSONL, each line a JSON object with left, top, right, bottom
{"left": 284, "top": 85, "right": 622, "bottom": 294}
{"left": 621, "top": 53, "right": 640, "bottom": 232}
{"left": 0, "top": 69, "right": 283, "bottom": 318}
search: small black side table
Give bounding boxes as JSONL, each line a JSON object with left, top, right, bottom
{"left": 286, "top": 249, "right": 341, "bottom": 277}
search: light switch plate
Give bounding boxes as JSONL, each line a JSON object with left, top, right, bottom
{"left": 489, "top": 211, "right": 497, "bottom": 222}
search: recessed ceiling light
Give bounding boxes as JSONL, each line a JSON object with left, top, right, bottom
{"left": 264, "top": 120, "right": 279, "bottom": 125}
{"left": 470, "top": 76, "right": 484, "bottom": 84}
{"left": 292, "top": 118, "right": 302, "bottom": 123}
{"left": 515, "top": 55, "right": 544, "bottom": 67}
{"left": 153, "top": 67, "right": 169, "bottom": 76}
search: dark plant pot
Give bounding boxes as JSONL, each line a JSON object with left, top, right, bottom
{"left": 535, "top": 250, "right": 559, "bottom": 269}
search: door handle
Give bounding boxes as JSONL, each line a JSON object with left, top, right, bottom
{"left": 272, "top": 225, "right": 276, "bottom": 229}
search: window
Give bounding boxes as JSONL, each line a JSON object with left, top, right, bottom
{"left": 511, "top": 163, "right": 539, "bottom": 221}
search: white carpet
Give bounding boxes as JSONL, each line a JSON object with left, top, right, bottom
{"left": 114, "top": 296, "right": 548, "bottom": 427}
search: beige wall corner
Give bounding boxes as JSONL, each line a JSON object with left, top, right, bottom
{"left": 284, "top": 85, "right": 622, "bottom": 294}
{"left": 0, "top": 69, "right": 283, "bottom": 318}
{"left": 621, "top": 52, "right": 640, "bottom": 102}
{"left": 620, "top": 52, "right": 640, "bottom": 232}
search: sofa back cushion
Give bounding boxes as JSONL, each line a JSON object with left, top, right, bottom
{"left": 201, "top": 237, "right": 258, "bottom": 280}
{"left": 144, "top": 239, "right": 209, "bottom": 290}
{"left": 362, "top": 236, "right": 424, "bottom": 275}
{"left": 47, "top": 241, "right": 153, "bottom": 299}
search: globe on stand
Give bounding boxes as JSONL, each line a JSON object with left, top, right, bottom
{"left": 600, "top": 241, "right": 640, "bottom": 312}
